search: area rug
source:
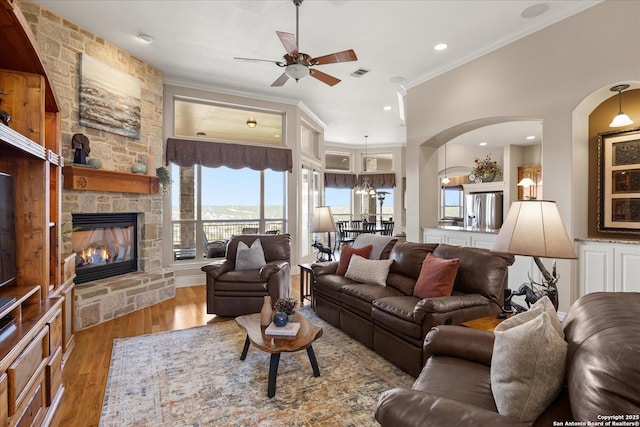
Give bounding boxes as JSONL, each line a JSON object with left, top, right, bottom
{"left": 100, "top": 308, "right": 414, "bottom": 426}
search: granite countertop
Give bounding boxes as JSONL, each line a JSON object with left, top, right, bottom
{"left": 426, "top": 226, "right": 500, "bottom": 234}
{"left": 574, "top": 237, "right": 640, "bottom": 245}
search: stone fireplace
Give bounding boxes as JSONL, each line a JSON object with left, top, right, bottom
{"left": 72, "top": 212, "right": 138, "bottom": 284}
{"left": 64, "top": 186, "right": 175, "bottom": 330}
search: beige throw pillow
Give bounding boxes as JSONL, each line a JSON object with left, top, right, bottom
{"left": 491, "top": 311, "right": 567, "bottom": 423}
{"left": 344, "top": 255, "right": 393, "bottom": 286}
{"left": 501, "top": 295, "right": 564, "bottom": 339}
{"left": 235, "top": 239, "right": 266, "bottom": 270}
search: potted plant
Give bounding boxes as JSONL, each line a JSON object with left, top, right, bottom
{"left": 473, "top": 153, "right": 502, "bottom": 182}
{"left": 156, "top": 166, "right": 172, "bottom": 194}
{"left": 273, "top": 297, "right": 298, "bottom": 321}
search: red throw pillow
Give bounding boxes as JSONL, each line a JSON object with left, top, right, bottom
{"left": 336, "top": 245, "right": 373, "bottom": 276}
{"left": 413, "top": 253, "right": 460, "bottom": 299}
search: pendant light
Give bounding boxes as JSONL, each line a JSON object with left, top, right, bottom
{"left": 441, "top": 142, "right": 450, "bottom": 185}
{"left": 609, "top": 84, "right": 634, "bottom": 128}
{"left": 355, "top": 135, "right": 376, "bottom": 196}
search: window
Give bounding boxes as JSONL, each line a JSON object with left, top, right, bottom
{"left": 171, "top": 164, "right": 286, "bottom": 262}
{"left": 362, "top": 153, "right": 393, "bottom": 172}
{"left": 301, "top": 123, "right": 319, "bottom": 159}
{"left": 300, "top": 166, "right": 320, "bottom": 258}
{"left": 173, "top": 99, "right": 283, "bottom": 146}
{"left": 325, "top": 152, "right": 352, "bottom": 172}
{"left": 325, "top": 188, "right": 351, "bottom": 223}
{"left": 441, "top": 185, "right": 464, "bottom": 220}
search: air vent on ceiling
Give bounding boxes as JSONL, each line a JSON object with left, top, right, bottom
{"left": 351, "top": 68, "right": 370, "bottom": 78}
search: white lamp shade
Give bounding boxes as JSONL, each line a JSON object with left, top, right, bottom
{"left": 492, "top": 200, "right": 577, "bottom": 259}
{"left": 609, "top": 113, "right": 634, "bottom": 127}
{"left": 517, "top": 177, "right": 536, "bottom": 187}
{"left": 310, "top": 206, "right": 337, "bottom": 233}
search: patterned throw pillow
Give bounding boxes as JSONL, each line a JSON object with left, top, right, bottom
{"left": 344, "top": 255, "right": 393, "bottom": 286}
{"left": 336, "top": 245, "right": 372, "bottom": 276}
{"left": 235, "top": 238, "right": 266, "bottom": 270}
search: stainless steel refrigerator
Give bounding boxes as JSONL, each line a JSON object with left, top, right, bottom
{"left": 465, "top": 192, "right": 503, "bottom": 230}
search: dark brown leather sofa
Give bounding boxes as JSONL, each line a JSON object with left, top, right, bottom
{"left": 201, "top": 234, "right": 291, "bottom": 317}
{"left": 375, "top": 292, "right": 640, "bottom": 426}
{"left": 312, "top": 234, "right": 514, "bottom": 376}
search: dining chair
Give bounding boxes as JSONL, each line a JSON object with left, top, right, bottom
{"left": 336, "top": 221, "right": 355, "bottom": 250}
{"left": 381, "top": 221, "right": 394, "bottom": 236}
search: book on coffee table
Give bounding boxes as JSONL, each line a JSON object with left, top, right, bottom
{"left": 265, "top": 322, "right": 300, "bottom": 337}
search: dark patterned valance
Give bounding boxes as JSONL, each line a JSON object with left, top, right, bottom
{"left": 325, "top": 173, "right": 358, "bottom": 188}
{"left": 358, "top": 173, "right": 396, "bottom": 188}
{"left": 166, "top": 138, "right": 293, "bottom": 172}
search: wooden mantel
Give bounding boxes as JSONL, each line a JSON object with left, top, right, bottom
{"left": 63, "top": 165, "right": 160, "bottom": 194}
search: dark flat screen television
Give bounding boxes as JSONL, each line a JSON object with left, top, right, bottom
{"left": 0, "top": 172, "right": 17, "bottom": 287}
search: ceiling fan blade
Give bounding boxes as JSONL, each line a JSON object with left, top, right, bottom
{"left": 276, "top": 31, "right": 298, "bottom": 56}
{"left": 312, "top": 49, "right": 357, "bottom": 65}
{"left": 310, "top": 69, "right": 341, "bottom": 86}
{"left": 234, "top": 57, "right": 282, "bottom": 65}
{"left": 271, "top": 72, "right": 290, "bottom": 87}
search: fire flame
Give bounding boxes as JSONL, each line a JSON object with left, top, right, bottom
{"left": 79, "top": 245, "right": 112, "bottom": 265}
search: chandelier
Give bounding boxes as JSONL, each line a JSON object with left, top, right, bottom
{"left": 355, "top": 135, "right": 376, "bottom": 196}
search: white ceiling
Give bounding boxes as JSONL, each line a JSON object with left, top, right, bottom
{"left": 32, "top": 0, "right": 599, "bottom": 147}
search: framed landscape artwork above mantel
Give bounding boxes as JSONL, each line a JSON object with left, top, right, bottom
{"left": 598, "top": 128, "right": 640, "bottom": 233}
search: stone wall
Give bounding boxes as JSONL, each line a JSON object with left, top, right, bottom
{"left": 20, "top": 1, "right": 174, "bottom": 328}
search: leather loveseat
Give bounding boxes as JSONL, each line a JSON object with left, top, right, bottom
{"left": 312, "top": 234, "right": 514, "bottom": 376}
{"left": 201, "top": 234, "right": 291, "bottom": 317}
{"left": 375, "top": 292, "right": 640, "bottom": 426}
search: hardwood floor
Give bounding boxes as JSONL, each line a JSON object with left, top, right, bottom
{"left": 51, "top": 276, "right": 304, "bottom": 427}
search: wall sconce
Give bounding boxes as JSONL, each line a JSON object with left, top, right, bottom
{"left": 609, "top": 84, "right": 634, "bottom": 128}
{"left": 246, "top": 118, "right": 257, "bottom": 128}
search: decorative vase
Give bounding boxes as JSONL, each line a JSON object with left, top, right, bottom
{"left": 87, "top": 158, "right": 102, "bottom": 169}
{"left": 146, "top": 154, "right": 157, "bottom": 176}
{"left": 131, "top": 162, "right": 147, "bottom": 174}
{"left": 273, "top": 312, "right": 288, "bottom": 327}
{"left": 482, "top": 173, "right": 495, "bottom": 182}
{"left": 260, "top": 296, "right": 273, "bottom": 326}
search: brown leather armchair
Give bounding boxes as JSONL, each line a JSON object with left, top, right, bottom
{"left": 201, "top": 234, "right": 291, "bottom": 317}
{"left": 375, "top": 292, "right": 640, "bottom": 426}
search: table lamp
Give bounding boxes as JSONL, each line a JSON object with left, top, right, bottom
{"left": 310, "top": 206, "right": 337, "bottom": 261}
{"left": 491, "top": 200, "right": 577, "bottom": 311}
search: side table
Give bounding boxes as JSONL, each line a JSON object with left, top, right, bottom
{"left": 461, "top": 314, "right": 512, "bottom": 332}
{"left": 298, "top": 263, "right": 314, "bottom": 304}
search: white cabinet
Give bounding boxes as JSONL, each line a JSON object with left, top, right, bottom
{"left": 577, "top": 240, "right": 640, "bottom": 295}
{"left": 422, "top": 227, "right": 536, "bottom": 291}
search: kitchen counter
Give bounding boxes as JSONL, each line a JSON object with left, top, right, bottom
{"left": 436, "top": 226, "right": 500, "bottom": 234}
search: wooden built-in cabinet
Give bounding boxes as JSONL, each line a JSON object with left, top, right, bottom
{"left": 0, "top": 0, "right": 67, "bottom": 425}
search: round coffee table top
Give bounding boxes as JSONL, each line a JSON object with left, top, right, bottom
{"left": 236, "top": 311, "right": 323, "bottom": 354}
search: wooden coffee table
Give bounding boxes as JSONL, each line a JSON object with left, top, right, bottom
{"left": 235, "top": 311, "right": 323, "bottom": 398}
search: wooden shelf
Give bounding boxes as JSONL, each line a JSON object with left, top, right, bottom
{"left": 63, "top": 165, "right": 160, "bottom": 194}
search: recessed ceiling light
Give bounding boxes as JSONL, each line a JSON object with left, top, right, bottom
{"left": 526, "top": 135, "right": 536, "bottom": 140}
{"left": 137, "top": 33, "right": 154, "bottom": 44}
{"left": 520, "top": 3, "right": 549, "bottom": 19}
{"left": 383, "top": 106, "right": 392, "bottom": 111}
{"left": 479, "top": 142, "right": 488, "bottom": 146}
{"left": 434, "top": 43, "right": 448, "bottom": 51}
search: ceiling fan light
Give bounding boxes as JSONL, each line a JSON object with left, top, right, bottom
{"left": 285, "top": 63, "right": 309, "bottom": 81}
{"left": 609, "top": 113, "right": 633, "bottom": 128}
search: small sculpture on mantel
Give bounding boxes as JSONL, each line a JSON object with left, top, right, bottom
{"left": 0, "top": 88, "right": 13, "bottom": 126}
{"left": 72, "top": 133, "right": 91, "bottom": 165}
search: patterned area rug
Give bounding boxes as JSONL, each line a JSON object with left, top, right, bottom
{"left": 100, "top": 308, "right": 414, "bottom": 426}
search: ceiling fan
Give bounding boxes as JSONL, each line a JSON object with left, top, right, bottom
{"left": 234, "top": 0, "right": 357, "bottom": 87}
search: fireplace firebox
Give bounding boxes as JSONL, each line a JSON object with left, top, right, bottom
{"left": 72, "top": 213, "right": 138, "bottom": 285}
